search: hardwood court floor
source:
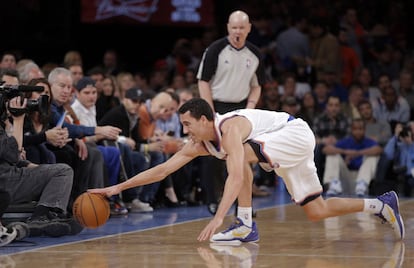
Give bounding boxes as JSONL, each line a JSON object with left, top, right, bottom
{"left": 1, "top": 190, "right": 413, "bottom": 267}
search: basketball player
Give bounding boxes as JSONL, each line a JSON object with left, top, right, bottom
{"left": 89, "top": 98, "right": 404, "bottom": 243}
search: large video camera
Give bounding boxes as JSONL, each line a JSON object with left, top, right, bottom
{"left": 0, "top": 81, "right": 49, "bottom": 118}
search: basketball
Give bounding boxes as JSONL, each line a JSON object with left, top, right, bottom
{"left": 72, "top": 192, "right": 110, "bottom": 228}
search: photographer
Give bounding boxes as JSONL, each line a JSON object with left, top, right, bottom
{"left": 0, "top": 94, "right": 74, "bottom": 237}
{"left": 382, "top": 122, "right": 414, "bottom": 195}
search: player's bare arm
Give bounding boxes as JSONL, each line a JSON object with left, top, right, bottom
{"left": 88, "top": 141, "right": 208, "bottom": 197}
{"left": 197, "top": 117, "right": 249, "bottom": 241}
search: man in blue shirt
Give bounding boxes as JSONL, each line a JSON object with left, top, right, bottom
{"left": 323, "top": 118, "right": 383, "bottom": 196}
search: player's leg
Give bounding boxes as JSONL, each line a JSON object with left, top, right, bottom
{"left": 302, "top": 193, "right": 404, "bottom": 239}
{"left": 210, "top": 161, "right": 259, "bottom": 244}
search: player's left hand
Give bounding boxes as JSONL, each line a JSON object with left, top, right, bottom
{"left": 197, "top": 217, "right": 223, "bottom": 242}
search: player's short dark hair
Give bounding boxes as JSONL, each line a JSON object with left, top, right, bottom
{"left": 178, "top": 98, "right": 214, "bottom": 121}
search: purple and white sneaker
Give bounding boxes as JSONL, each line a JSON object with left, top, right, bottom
{"left": 210, "top": 218, "right": 259, "bottom": 245}
{"left": 375, "top": 191, "right": 405, "bottom": 239}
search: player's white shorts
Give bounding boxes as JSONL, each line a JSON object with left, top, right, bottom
{"left": 252, "top": 118, "right": 323, "bottom": 204}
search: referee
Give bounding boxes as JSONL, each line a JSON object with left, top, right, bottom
{"left": 197, "top": 10, "right": 266, "bottom": 214}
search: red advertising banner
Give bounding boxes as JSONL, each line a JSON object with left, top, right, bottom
{"left": 81, "top": 0, "right": 215, "bottom": 26}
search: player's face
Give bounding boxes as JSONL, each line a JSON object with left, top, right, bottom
{"left": 180, "top": 111, "right": 207, "bottom": 142}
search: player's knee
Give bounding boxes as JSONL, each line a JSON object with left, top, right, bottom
{"left": 305, "top": 210, "right": 324, "bottom": 222}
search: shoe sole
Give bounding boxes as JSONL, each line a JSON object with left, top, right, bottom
{"left": 210, "top": 238, "right": 260, "bottom": 245}
{"left": 210, "top": 240, "right": 242, "bottom": 245}
{"left": 28, "top": 221, "right": 71, "bottom": 237}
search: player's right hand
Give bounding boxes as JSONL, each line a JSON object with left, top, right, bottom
{"left": 88, "top": 185, "right": 121, "bottom": 197}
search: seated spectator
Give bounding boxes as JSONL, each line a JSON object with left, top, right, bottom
{"left": 67, "top": 63, "right": 84, "bottom": 86}
{"left": 278, "top": 72, "right": 310, "bottom": 101}
{"left": 18, "top": 61, "right": 45, "bottom": 85}
{"left": 382, "top": 122, "right": 414, "bottom": 196}
{"left": 323, "top": 119, "right": 382, "bottom": 196}
{"left": 87, "top": 66, "right": 106, "bottom": 95}
{"left": 393, "top": 70, "right": 414, "bottom": 120}
{"left": 0, "top": 51, "right": 17, "bottom": 70}
{"left": 95, "top": 75, "right": 121, "bottom": 122}
{"left": 258, "top": 81, "right": 280, "bottom": 111}
{"left": 47, "top": 67, "right": 121, "bottom": 211}
{"left": 115, "top": 71, "right": 136, "bottom": 101}
{"left": 355, "top": 67, "right": 381, "bottom": 102}
{"left": 358, "top": 99, "right": 392, "bottom": 147}
{"left": 312, "top": 80, "right": 330, "bottom": 112}
{"left": 371, "top": 85, "right": 410, "bottom": 125}
{"left": 98, "top": 88, "right": 154, "bottom": 212}
{"left": 176, "top": 87, "right": 195, "bottom": 109}
{"left": 341, "top": 83, "right": 364, "bottom": 120}
{"left": 71, "top": 77, "right": 127, "bottom": 215}
{"left": 321, "top": 66, "right": 348, "bottom": 102}
{"left": 1, "top": 96, "right": 74, "bottom": 237}
{"left": 297, "top": 91, "right": 321, "bottom": 127}
{"left": 312, "top": 95, "right": 351, "bottom": 182}
{"left": 137, "top": 91, "right": 182, "bottom": 206}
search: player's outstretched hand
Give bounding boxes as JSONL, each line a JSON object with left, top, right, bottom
{"left": 88, "top": 185, "right": 120, "bottom": 198}
{"left": 197, "top": 217, "right": 223, "bottom": 242}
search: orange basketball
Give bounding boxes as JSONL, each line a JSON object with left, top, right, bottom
{"left": 72, "top": 192, "right": 110, "bottom": 228}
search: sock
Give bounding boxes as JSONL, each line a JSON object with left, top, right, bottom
{"left": 363, "top": 198, "right": 383, "bottom": 214}
{"left": 237, "top": 207, "right": 252, "bottom": 227}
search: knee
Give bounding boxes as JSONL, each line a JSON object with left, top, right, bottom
{"left": 57, "top": 163, "right": 74, "bottom": 179}
{"left": 306, "top": 212, "right": 323, "bottom": 222}
{"left": 305, "top": 210, "right": 325, "bottom": 222}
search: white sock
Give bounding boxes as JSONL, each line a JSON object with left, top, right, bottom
{"left": 237, "top": 207, "right": 252, "bottom": 227}
{"left": 363, "top": 198, "right": 383, "bottom": 214}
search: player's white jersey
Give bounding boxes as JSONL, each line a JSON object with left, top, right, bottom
{"left": 202, "top": 109, "right": 291, "bottom": 159}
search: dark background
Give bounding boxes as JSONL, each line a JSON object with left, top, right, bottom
{"left": 1, "top": 0, "right": 413, "bottom": 73}
{"left": 0, "top": 0, "right": 236, "bottom": 72}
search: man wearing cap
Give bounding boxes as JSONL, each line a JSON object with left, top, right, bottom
{"left": 98, "top": 87, "right": 154, "bottom": 212}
